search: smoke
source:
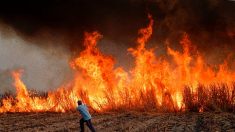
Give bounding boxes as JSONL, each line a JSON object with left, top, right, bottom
{"left": 0, "top": 0, "right": 235, "bottom": 93}
{"left": 151, "top": 0, "right": 235, "bottom": 64}
{"left": 0, "top": 23, "right": 72, "bottom": 94}
{"left": 0, "top": 0, "right": 233, "bottom": 52}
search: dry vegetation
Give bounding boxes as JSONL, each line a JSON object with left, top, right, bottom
{"left": 95, "top": 83, "right": 235, "bottom": 113}
{"left": 72, "top": 83, "right": 235, "bottom": 113}
{"left": 0, "top": 83, "right": 235, "bottom": 113}
{"left": 1, "top": 84, "right": 235, "bottom": 131}
{"left": 183, "top": 83, "right": 235, "bottom": 113}
{"left": 1, "top": 83, "right": 235, "bottom": 113}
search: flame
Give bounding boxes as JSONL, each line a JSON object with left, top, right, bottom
{"left": 0, "top": 14, "right": 235, "bottom": 113}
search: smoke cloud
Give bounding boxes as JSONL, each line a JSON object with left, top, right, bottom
{"left": 0, "top": 24, "right": 72, "bottom": 94}
{"left": 0, "top": 0, "right": 235, "bottom": 93}
{"left": 0, "top": 0, "right": 233, "bottom": 56}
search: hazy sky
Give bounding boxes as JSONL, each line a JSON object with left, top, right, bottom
{"left": 0, "top": 26, "right": 72, "bottom": 93}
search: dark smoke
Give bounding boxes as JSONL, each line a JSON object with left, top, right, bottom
{"left": 0, "top": 0, "right": 235, "bottom": 48}
{"left": 0, "top": 0, "right": 235, "bottom": 93}
{"left": 0, "top": 0, "right": 234, "bottom": 52}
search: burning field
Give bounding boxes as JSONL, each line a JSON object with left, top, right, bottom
{"left": 0, "top": 14, "right": 235, "bottom": 113}
{"left": 0, "top": 0, "right": 235, "bottom": 131}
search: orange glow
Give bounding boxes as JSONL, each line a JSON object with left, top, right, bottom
{"left": 0, "top": 15, "right": 235, "bottom": 113}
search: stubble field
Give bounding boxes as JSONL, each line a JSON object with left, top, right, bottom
{"left": 0, "top": 112, "right": 235, "bottom": 132}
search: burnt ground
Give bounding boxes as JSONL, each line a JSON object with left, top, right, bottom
{"left": 0, "top": 112, "right": 235, "bottom": 132}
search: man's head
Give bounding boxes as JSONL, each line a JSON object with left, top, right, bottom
{"left": 77, "top": 100, "right": 82, "bottom": 105}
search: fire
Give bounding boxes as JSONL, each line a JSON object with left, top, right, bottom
{"left": 0, "top": 14, "right": 235, "bottom": 113}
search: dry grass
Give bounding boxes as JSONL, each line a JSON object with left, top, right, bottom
{"left": 1, "top": 83, "right": 235, "bottom": 113}
{"left": 100, "top": 83, "right": 235, "bottom": 113}
{"left": 183, "top": 83, "right": 235, "bottom": 112}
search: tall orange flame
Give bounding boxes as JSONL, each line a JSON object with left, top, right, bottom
{"left": 0, "top": 15, "right": 234, "bottom": 113}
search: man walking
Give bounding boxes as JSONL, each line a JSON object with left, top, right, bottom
{"left": 77, "top": 100, "right": 96, "bottom": 132}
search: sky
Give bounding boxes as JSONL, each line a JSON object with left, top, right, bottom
{"left": 0, "top": 0, "right": 234, "bottom": 93}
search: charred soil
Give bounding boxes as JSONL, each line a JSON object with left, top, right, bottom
{"left": 0, "top": 112, "right": 235, "bottom": 132}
